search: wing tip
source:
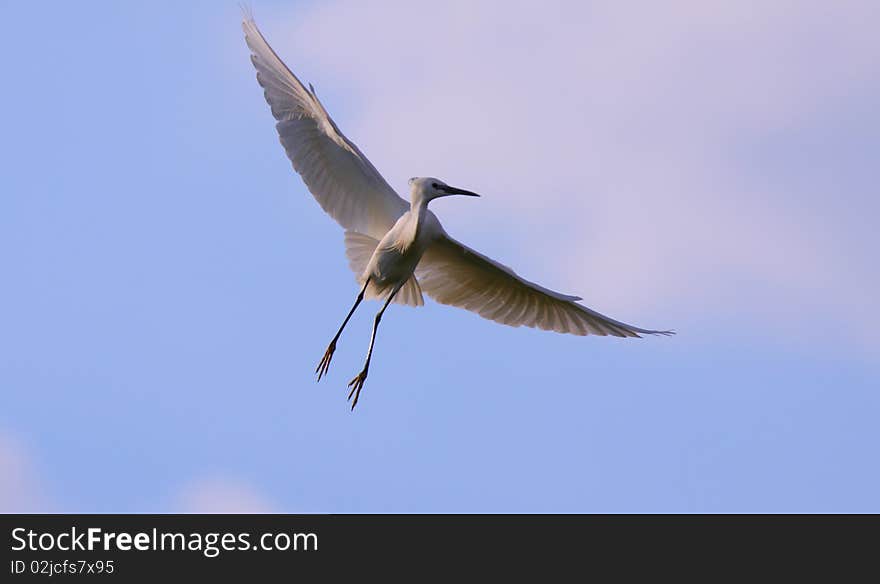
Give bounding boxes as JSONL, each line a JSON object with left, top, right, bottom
{"left": 638, "top": 329, "right": 676, "bottom": 337}
{"left": 582, "top": 327, "right": 674, "bottom": 339}
{"left": 239, "top": 2, "right": 255, "bottom": 24}
{"left": 589, "top": 323, "right": 676, "bottom": 339}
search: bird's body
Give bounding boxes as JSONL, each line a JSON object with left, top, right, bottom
{"left": 363, "top": 203, "right": 434, "bottom": 299}
{"left": 358, "top": 181, "right": 454, "bottom": 304}
{"left": 242, "top": 16, "right": 672, "bottom": 409}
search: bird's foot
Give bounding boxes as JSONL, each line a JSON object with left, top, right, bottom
{"left": 316, "top": 341, "right": 336, "bottom": 381}
{"left": 347, "top": 369, "right": 368, "bottom": 410}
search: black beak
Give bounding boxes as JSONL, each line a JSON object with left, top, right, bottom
{"left": 440, "top": 185, "right": 481, "bottom": 197}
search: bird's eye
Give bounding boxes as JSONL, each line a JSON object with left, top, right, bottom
{"left": 432, "top": 182, "right": 438, "bottom": 188}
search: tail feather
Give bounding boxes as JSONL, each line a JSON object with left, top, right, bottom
{"left": 344, "top": 231, "right": 378, "bottom": 282}
{"left": 394, "top": 276, "right": 424, "bottom": 307}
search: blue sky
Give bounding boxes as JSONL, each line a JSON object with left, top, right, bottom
{"left": 1, "top": 0, "right": 878, "bottom": 512}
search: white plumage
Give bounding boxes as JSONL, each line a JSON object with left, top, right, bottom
{"left": 243, "top": 16, "right": 672, "bottom": 409}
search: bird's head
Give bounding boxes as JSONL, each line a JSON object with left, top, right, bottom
{"left": 408, "top": 177, "right": 481, "bottom": 204}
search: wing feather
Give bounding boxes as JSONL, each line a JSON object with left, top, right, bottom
{"left": 416, "top": 236, "right": 673, "bottom": 338}
{"left": 243, "top": 17, "right": 408, "bottom": 239}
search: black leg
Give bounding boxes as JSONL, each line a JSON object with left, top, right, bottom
{"left": 347, "top": 286, "right": 399, "bottom": 410}
{"left": 316, "top": 279, "right": 369, "bottom": 381}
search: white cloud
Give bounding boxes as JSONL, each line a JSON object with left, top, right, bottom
{"left": 258, "top": 0, "right": 879, "bottom": 347}
{"left": 175, "top": 478, "right": 276, "bottom": 513}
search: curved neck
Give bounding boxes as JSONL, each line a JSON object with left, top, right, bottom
{"left": 408, "top": 194, "right": 430, "bottom": 243}
{"left": 410, "top": 188, "right": 431, "bottom": 211}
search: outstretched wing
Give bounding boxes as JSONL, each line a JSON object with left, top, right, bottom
{"left": 416, "top": 236, "right": 673, "bottom": 337}
{"left": 243, "top": 17, "right": 409, "bottom": 239}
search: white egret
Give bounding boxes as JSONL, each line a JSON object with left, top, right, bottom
{"left": 243, "top": 17, "right": 672, "bottom": 409}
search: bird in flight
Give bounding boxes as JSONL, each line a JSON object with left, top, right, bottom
{"left": 243, "top": 16, "right": 672, "bottom": 409}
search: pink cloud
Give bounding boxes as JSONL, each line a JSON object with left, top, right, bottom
{"left": 175, "top": 478, "right": 276, "bottom": 514}
{"left": 0, "top": 432, "right": 48, "bottom": 513}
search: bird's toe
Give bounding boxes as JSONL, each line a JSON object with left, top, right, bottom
{"left": 316, "top": 343, "right": 336, "bottom": 381}
{"left": 347, "top": 371, "right": 368, "bottom": 409}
